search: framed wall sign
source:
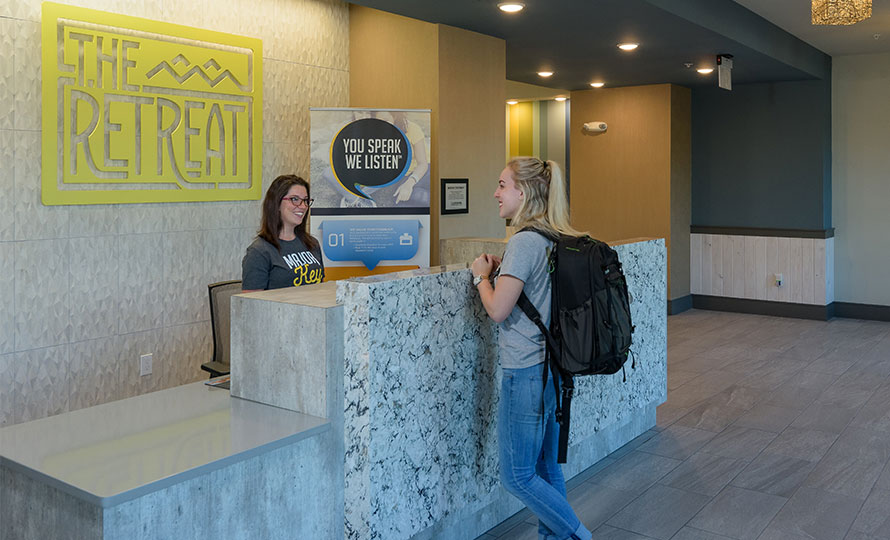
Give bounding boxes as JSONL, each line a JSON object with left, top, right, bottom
{"left": 441, "top": 178, "right": 468, "bottom": 215}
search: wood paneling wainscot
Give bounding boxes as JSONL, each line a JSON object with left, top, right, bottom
{"left": 690, "top": 233, "right": 834, "bottom": 306}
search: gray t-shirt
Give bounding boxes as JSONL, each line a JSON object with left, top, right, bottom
{"left": 241, "top": 236, "right": 325, "bottom": 290}
{"left": 497, "top": 231, "right": 553, "bottom": 369}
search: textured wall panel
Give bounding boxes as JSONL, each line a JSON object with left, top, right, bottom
{"left": 14, "top": 239, "right": 70, "bottom": 350}
{"left": 204, "top": 0, "right": 274, "bottom": 58}
{"left": 157, "top": 0, "right": 208, "bottom": 29}
{"left": 163, "top": 231, "right": 207, "bottom": 327}
{"left": 117, "top": 204, "right": 169, "bottom": 235}
{"left": 204, "top": 228, "right": 246, "bottom": 285}
{"left": 7, "top": 0, "right": 39, "bottom": 21}
{"left": 0, "top": 130, "right": 13, "bottom": 242}
{"left": 5, "top": 0, "right": 350, "bottom": 425}
{"left": 275, "top": 0, "right": 349, "bottom": 71}
{"left": 0, "top": 242, "right": 13, "bottom": 355}
{"left": 164, "top": 321, "right": 212, "bottom": 386}
{"left": 117, "top": 233, "right": 165, "bottom": 335}
{"left": 14, "top": 344, "right": 69, "bottom": 423}
{"left": 13, "top": 20, "right": 39, "bottom": 132}
{"left": 14, "top": 131, "right": 69, "bottom": 241}
{"left": 69, "top": 336, "right": 122, "bottom": 411}
{"left": 165, "top": 202, "right": 204, "bottom": 233}
{"left": 302, "top": 64, "right": 350, "bottom": 145}
{"left": 262, "top": 59, "right": 282, "bottom": 144}
{"left": 0, "top": 19, "right": 13, "bottom": 130}
{"left": 69, "top": 204, "right": 121, "bottom": 239}
{"left": 263, "top": 142, "right": 311, "bottom": 192}
{"left": 118, "top": 328, "right": 163, "bottom": 399}
{"left": 0, "top": 353, "right": 12, "bottom": 426}
{"left": 69, "top": 236, "right": 120, "bottom": 342}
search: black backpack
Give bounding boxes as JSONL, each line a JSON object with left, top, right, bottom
{"left": 516, "top": 229, "right": 635, "bottom": 463}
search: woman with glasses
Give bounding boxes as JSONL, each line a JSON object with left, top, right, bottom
{"left": 242, "top": 175, "right": 325, "bottom": 291}
{"left": 471, "top": 157, "right": 591, "bottom": 540}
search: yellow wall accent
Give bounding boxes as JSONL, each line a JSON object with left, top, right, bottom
{"left": 506, "top": 101, "right": 536, "bottom": 158}
{"left": 41, "top": 2, "right": 263, "bottom": 205}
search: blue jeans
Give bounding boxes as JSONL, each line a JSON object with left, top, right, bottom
{"left": 498, "top": 364, "right": 592, "bottom": 540}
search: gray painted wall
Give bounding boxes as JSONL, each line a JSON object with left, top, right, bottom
{"left": 691, "top": 79, "right": 832, "bottom": 230}
{"left": 832, "top": 53, "right": 890, "bottom": 307}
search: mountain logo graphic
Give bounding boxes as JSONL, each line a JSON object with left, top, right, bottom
{"left": 146, "top": 54, "right": 248, "bottom": 91}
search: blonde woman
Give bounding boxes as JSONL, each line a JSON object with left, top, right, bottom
{"left": 472, "top": 157, "right": 590, "bottom": 540}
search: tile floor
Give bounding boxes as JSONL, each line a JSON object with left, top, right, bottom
{"left": 476, "top": 309, "right": 890, "bottom": 540}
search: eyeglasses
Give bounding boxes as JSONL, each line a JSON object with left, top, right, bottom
{"left": 282, "top": 196, "right": 314, "bottom": 207}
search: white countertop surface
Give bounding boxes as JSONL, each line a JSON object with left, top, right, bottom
{"left": 0, "top": 381, "right": 329, "bottom": 507}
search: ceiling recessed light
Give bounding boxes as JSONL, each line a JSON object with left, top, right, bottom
{"left": 537, "top": 71, "right": 554, "bottom": 78}
{"left": 590, "top": 82, "right": 605, "bottom": 88}
{"left": 555, "top": 96, "right": 567, "bottom": 102}
{"left": 498, "top": 2, "right": 525, "bottom": 13}
{"left": 697, "top": 68, "right": 714, "bottom": 74}
{"left": 617, "top": 43, "right": 639, "bottom": 51}
{"left": 506, "top": 100, "right": 518, "bottom": 105}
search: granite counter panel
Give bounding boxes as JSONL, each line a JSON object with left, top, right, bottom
{"left": 338, "top": 269, "right": 500, "bottom": 540}
{"left": 336, "top": 238, "right": 667, "bottom": 540}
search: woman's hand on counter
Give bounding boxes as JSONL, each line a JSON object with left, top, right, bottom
{"left": 472, "top": 253, "right": 497, "bottom": 278}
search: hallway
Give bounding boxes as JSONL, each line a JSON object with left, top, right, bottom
{"left": 479, "top": 310, "right": 890, "bottom": 540}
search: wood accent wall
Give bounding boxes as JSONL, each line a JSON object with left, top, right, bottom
{"left": 691, "top": 234, "right": 834, "bottom": 305}
{"left": 349, "top": 6, "right": 508, "bottom": 262}
{"left": 569, "top": 84, "right": 690, "bottom": 299}
{"left": 349, "top": 6, "right": 440, "bottom": 262}
{"left": 437, "top": 25, "right": 506, "bottom": 240}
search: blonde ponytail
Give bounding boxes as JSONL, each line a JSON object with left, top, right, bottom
{"left": 507, "top": 157, "right": 584, "bottom": 238}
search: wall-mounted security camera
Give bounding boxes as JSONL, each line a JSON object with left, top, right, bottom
{"left": 582, "top": 121, "right": 607, "bottom": 134}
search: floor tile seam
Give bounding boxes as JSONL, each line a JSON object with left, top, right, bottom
{"left": 664, "top": 450, "right": 753, "bottom": 497}
{"left": 673, "top": 525, "right": 735, "bottom": 540}
{"left": 597, "top": 522, "right": 660, "bottom": 539}
{"left": 592, "top": 483, "right": 653, "bottom": 534}
{"left": 706, "top": 484, "right": 792, "bottom": 540}
{"left": 842, "top": 491, "right": 873, "bottom": 539}
{"left": 585, "top": 455, "right": 683, "bottom": 496}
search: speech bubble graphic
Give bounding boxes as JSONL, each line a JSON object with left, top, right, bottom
{"left": 330, "top": 118, "right": 413, "bottom": 200}
{"left": 320, "top": 219, "right": 422, "bottom": 270}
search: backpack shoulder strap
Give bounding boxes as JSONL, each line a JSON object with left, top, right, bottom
{"left": 517, "top": 226, "right": 561, "bottom": 243}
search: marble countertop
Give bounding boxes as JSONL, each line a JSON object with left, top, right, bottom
{"left": 0, "top": 382, "right": 329, "bottom": 507}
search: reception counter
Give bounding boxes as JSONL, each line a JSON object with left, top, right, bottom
{"left": 0, "top": 381, "right": 334, "bottom": 539}
{"left": 1, "top": 236, "right": 666, "bottom": 540}
{"left": 232, "top": 237, "right": 667, "bottom": 540}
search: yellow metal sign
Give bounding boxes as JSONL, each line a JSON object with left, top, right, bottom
{"left": 41, "top": 2, "right": 263, "bottom": 204}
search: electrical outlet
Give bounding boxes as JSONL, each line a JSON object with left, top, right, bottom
{"left": 139, "top": 353, "right": 153, "bottom": 376}
{"left": 775, "top": 273, "right": 784, "bottom": 287}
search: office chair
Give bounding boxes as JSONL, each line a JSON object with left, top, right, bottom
{"left": 201, "top": 280, "right": 242, "bottom": 378}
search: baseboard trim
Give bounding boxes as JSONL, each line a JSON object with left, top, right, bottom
{"left": 833, "top": 302, "right": 890, "bottom": 322}
{"left": 667, "top": 295, "right": 693, "bottom": 315}
{"left": 691, "top": 295, "right": 832, "bottom": 320}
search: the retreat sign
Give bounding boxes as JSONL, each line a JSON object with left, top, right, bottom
{"left": 41, "top": 2, "right": 263, "bottom": 205}
{"left": 310, "top": 108, "right": 431, "bottom": 280}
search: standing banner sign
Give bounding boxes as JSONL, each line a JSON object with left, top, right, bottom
{"left": 310, "top": 109, "right": 431, "bottom": 280}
